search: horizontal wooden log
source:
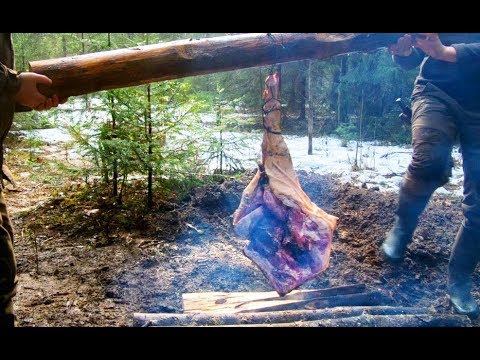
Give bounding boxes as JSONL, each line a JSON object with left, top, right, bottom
{"left": 29, "top": 33, "right": 480, "bottom": 98}
{"left": 133, "top": 305, "right": 428, "bottom": 327}
{"left": 280, "top": 284, "right": 366, "bottom": 300}
{"left": 238, "top": 290, "right": 391, "bottom": 313}
{"left": 183, "top": 284, "right": 367, "bottom": 314}
{"left": 216, "top": 314, "right": 472, "bottom": 327}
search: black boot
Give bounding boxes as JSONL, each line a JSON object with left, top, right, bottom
{"left": 0, "top": 299, "right": 16, "bottom": 327}
{"left": 0, "top": 314, "right": 15, "bottom": 328}
{"left": 381, "top": 189, "right": 430, "bottom": 263}
{"left": 381, "top": 215, "right": 417, "bottom": 262}
{"left": 448, "top": 225, "right": 480, "bottom": 319}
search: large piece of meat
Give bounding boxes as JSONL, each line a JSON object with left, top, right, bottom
{"left": 233, "top": 73, "right": 338, "bottom": 296}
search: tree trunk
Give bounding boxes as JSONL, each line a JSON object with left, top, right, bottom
{"left": 62, "top": 34, "right": 67, "bottom": 57}
{"left": 80, "top": 33, "right": 89, "bottom": 109}
{"left": 336, "top": 55, "right": 348, "bottom": 126}
{"left": 30, "top": 33, "right": 480, "bottom": 99}
{"left": 216, "top": 105, "right": 224, "bottom": 174}
{"left": 306, "top": 60, "right": 313, "bottom": 155}
{"left": 145, "top": 34, "right": 153, "bottom": 210}
{"left": 80, "top": 33, "right": 85, "bottom": 54}
{"left": 296, "top": 61, "right": 307, "bottom": 121}
{"left": 106, "top": 33, "right": 118, "bottom": 198}
{"left": 146, "top": 84, "right": 153, "bottom": 209}
{"left": 110, "top": 94, "right": 118, "bottom": 198}
{"left": 21, "top": 45, "right": 26, "bottom": 72}
{"left": 354, "top": 89, "right": 364, "bottom": 171}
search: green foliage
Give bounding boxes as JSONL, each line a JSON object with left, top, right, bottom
{"left": 65, "top": 78, "right": 213, "bottom": 201}
{"left": 13, "top": 111, "right": 56, "bottom": 130}
{"left": 190, "top": 66, "right": 269, "bottom": 113}
{"left": 154, "top": 175, "right": 206, "bottom": 202}
{"left": 339, "top": 52, "right": 392, "bottom": 116}
{"left": 198, "top": 83, "right": 256, "bottom": 174}
{"left": 333, "top": 50, "right": 417, "bottom": 143}
{"left": 377, "top": 117, "right": 412, "bottom": 145}
{"left": 334, "top": 123, "right": 357, "bottom": 146}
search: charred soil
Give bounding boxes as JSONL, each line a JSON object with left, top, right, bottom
{"left": 6, "top": 168, "right": 479, "bottom": 327}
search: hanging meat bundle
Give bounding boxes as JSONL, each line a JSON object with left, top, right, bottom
{"left": 233, "top": 72, "right": 338, "bottom": 296}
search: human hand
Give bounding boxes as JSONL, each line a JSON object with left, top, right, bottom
{"left": 389, "top": 34, "right": 414, "bottom": 57}
{"left": 413, "top": 33, "right": 457, "bottom": 62}
{"left": 14, "top": 72, "right": 68, "bottom": 111}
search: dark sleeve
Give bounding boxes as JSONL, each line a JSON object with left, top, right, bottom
{"left": 392, "top": 48, "right": 425, "bottom": 71}
{"left": 0, "top": 62, "right": 21, "bottom": 97}
{"left": 14, "top": 103, "right": 31, "bottom": 112}
{"left": 1, "top": 62, "right": 30, "bottom": 112}
{"left": 452, "top": 43, "right": 480, "bottom": 63}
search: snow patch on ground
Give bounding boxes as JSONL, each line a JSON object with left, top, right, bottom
{"left": 216, "top": 132, "right": 464, "bottom": 198}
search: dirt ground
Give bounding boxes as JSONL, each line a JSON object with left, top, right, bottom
{"left": 5, "top": 159, "right": 480, "bottom": 327}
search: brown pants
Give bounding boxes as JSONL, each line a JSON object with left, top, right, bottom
{"left": 0, "top": 189, "right": 16, "bottom": 327}
{"left": 402, "top": 82, "right": 480, "bottom": 230}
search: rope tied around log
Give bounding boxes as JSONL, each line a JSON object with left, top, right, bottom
{"left": 266, "top": 33, "right": 287, "bottom": 79}
{"left": 262, "top": 123, "right": 282, "bottom": 135}
{"left": 266, "top": 33, "right": 288, "bottom": 60}
{"left": 262, "top": 97, "right": 282, "bottom": 134}
{"left": 262, "top": 68, "right": 282, "bottom": 135}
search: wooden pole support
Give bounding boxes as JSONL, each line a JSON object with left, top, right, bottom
{"left": 29, "top": 33, "right": 480, "bottom": 98}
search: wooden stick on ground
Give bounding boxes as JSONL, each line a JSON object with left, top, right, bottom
{"left": 182, "top": 284, "right": 368, "bottom": 314}
{"left": 133, "top": 305, "right": 430, "bottom": 327}
{"left": 216, "top": 314, "right": 472, "bottom": 327}
{"left": 237, "top": 290, "right": 391, "bottom": 313}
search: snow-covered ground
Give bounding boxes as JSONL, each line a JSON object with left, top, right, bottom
{"left": 215, "top": 132, "right": 463, "bottom": 197}
{"left": 15, "top": 98, "right": 464, "bottom": 198}
{"left": 20, "top": 126, "right": 464, "bottom": 198}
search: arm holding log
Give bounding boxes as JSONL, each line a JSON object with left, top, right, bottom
{"left": 389, "top": 34, "right": 425, "bottom": 70}
{"left": 389, "top": 33, "right": 478, "bottom": 70}
{"left": 1, "top": 61, "right": 67, "bottom": 111}
{"left": 14, "top": 71, "right": 68, "bottom": 111}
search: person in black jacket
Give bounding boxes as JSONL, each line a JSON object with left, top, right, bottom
{"left": 381, "top": 33, "right": 480, "bottom": 318}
